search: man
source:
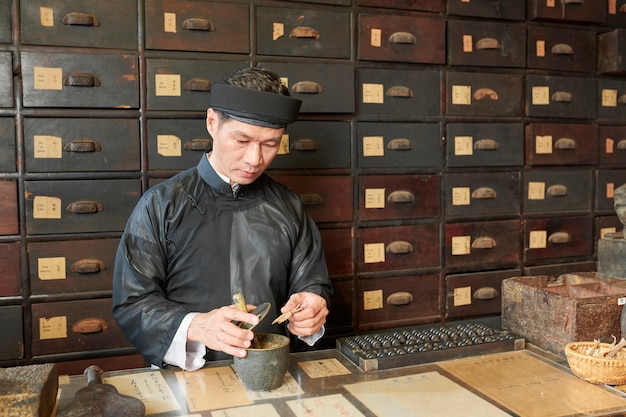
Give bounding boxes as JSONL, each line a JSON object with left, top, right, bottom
{"left": 112, "top": 67, "right": 332, "bottom": 371}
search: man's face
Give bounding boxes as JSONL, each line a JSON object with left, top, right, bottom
{"left": 206, "top": 108, "right": 285, "bottom": 185}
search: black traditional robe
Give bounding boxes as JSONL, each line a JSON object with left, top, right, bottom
{"left": 112, "top": 154, "right": 332, "bottom": 365}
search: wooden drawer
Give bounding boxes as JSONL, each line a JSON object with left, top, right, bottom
{"left": 595, "top": 215, "right": 622, "bottom": 248}
{"left": 24, "top": 118, "right": 140, "bottom": 173}
{"left": 357, "top": 272, "right": 440, "bottom": 330}
{"left": 270, "top": 175, "right": 353, "bottom": 223}
{"left": 607, "top": 2, "right": 626, "bottom": 27}
{"left": 24, "top": 179, "right": 141, "bottom": 235}
{"left": 357, "top": 0, "right": 444, "bottom": 12}
{"left": 270, "top": 121, "right": 350, "bottom": 170}
{"left": 21, "top": 51, "right": 139, "bottom": 109}
{"left": 256, "top": 6, "right": 351, "bottom": 59}
{"left": 446, "top": 269, "right": 521, "bottom": 319}
{"left": 445, "top": 71, "right": 522, "bottom": 117}
{"left": 595, "top": 169, "right": 626, "bottom": 212}
{"left": 31, "top": 298, "right": 132, "bottom": 356}
{"left": 145, "top": 0, "right": 249, "bottom": 53}
{"left": 325, "top": 278, "right": 352, "bottom": 334}
{"left": 524, "top": 216, "right": 593, "bottom": 262}
{"left": 28, "top": 238, "right": 119, "bottom": 295}
{"left": 147, "top": 118, "right": 211, "bottom": 171}
{"left": 54, "top": 354, "right": 147, "bottom": 376}
{"left": 357, "top": 68, "right": 441, "bottom": 118}
{"left": 146, "top": 58, "right": 246, "bottom": 111}
{"left": 527, "top": 0, "right": 606, "bottom": 23}
{"left": 259, "top": 61, "right": 355, "bottom": 113}
{"left": 0, "top": 305, "right": 23, "bottom": 360}
{"left": 598, "top": 125, "right": 626, "bottom": 166}
{"left": 447, "top": 0, "right": 525, "bottom": 20}
{"left": 319, "top": 228, "right": 353, "bottom": 276}
{"left": 0, "top": 0, "right": 11, "bottom": 44}
{"left": 357, "top": 12, "right": 445, "bottom": 64}
{"left": 522, "top": 261, "right": 597, "bottom": 276}
{"left": 297, "top": 0, "right": 351, "bottom": 4}
{"left": 0, "top": 51, "right": 13, "bottom": 108}
{"left": 0, "top": 242, "right": 21, "bottom": 297}
{"left": 598, "top": 29, "right": 626, "bottom": 74}
{"left": 525, "top": 75, "right": 596, "bottom": 119}
{"left": 357, "top": 122, "right": 441, "bottom": 169}
{"left": 358, "top": 174, "right": 441, "bottom": 221}
{"left": 523, "top": 169, "right": 592, "bottom": 214}
{"left": 0, "top": 116, "right": 16, "bottom": 172}
{"left": 444, "top": 220, "right": 522, "bottom": 272}
{"left": 597, "top": 78, "right": 626, "bottom": 120}
{"left": 20, "top": 0, "right": 137, "bottom": 49}
{"left": 445, "top": 171, "right": 520, "bottom": 218}
{"left": 357, "top": 223, "right": 440, "bottom": 273}
{"left": 446, "top": 123, "right": 524, "bottom": 168}
{"left": 525, "top": 123, "right": 598, "bottom": 166}
{"left": 527, "top": 26, "right": 596, "bottom": 73}
{"left": 0, "top": 180, "right": 18, "bottom": 235}
{"left": 447, "top": 20, "right": 526, "bottom": 68}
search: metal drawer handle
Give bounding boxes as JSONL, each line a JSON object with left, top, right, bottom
{"left": 182, "top": 18, "right": 215, "bottom": 31}
{"left": 473, "top": 88, "right": 498, "bottom": 101}
{"left": 476, "top": 37, "right": 501, "bottom": 50}
{"left": 72, "top": 318, "right": 108, "bottom": 334}
{"left": 619, "top": 94, "right": 626, "bottom": 105}
{"left": 62, "top": 12, "right": 100, "bottom": 27}
{"left": 552, "top": 91, "right": 572, "bottom": 102}
{"left": 70, "top": 259, "right": 106, "bottom": 274}
{"left": 472, "top": 187, "right": 497, "bottom": 199}
{"left": 561, "top": 0, "right": 583, "bottom": 4}
{"left": 386, "top": 86, "right": 413, "bottom": 98}
{"left": 389, "top": 32, "right": 416, "bottom": 44}
{"left": 549, "top": 231, "right": 571, "bottom": 244}
{"left": 387, "top": 138, "right": 412, "bottom": 150}
{"left": 292, "top": 81, "right": 322, "bottom": 94}
{"left": 475, "top": 139, "right": 499, "bottom": 150}
{"left": 300, "top": 193, "right": 324, "bottom": 206}
{"left": 388, "top": 190, "right": 414, "bottom": 203}
{"left": 289, "top": 26, "right": 320, "bottom": 39}
{"left": 184, "top": 78, "right": 212, "bottom": 91}
{"left": 474, "top": 287, "right": 498, "bottom": 300}
{"left": 386, "top": 240, "right": 413, "bottom": 254}
{"left": 547, "top": 184, "right": 568, "bottom": 196}
{"left": 386, "top": 291, "right": 413, "bottom": 306}
{"left": 293, "top": 138, "right": 320, "bottom": 151}
{"left": 551, "top": 43, "right": 574, "bottom": 55}
{"left": 471, "top": 236, "right": 496, "bottom": 249}
{"left": 621, "top": 4, "right": 626, "bottom": 12}
{"left": 64, "top": 73, "right": 100, "bottom": 87}
{"left": 617, "top": 139, "right": 626, "bottom": 150}
{"left": 555, "top": 137, "right": 577, "bottom": 149}
{"left": 66, "top": 200, "right": 104, "bottom": 214}
{"left": 184, "top": 138, "right": 213, "bottom": 151}
{"left": 64, "top": 139, "right": 102, "bottom": 153}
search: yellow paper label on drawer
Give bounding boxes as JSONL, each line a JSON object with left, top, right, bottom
{"left": 454, "top": 136, "right": 473, "bottom": 156}
{"left": 370, "top": 28, "right": 382, "bottom": 48}
{"left": 365, "top": 188, "right": 385, "bottom": 209}
{"left": 38, "top": 257, "right": 66, "bottom": 280}
{"left": 607, "top": 182, "right": 615, "bottom": 198}
{"left": 157, "top": 135, "right": 182, "bottom": 157}
{"left": 452, "top": 187, "right": 470, "bottom": 206}
{"left": 531, "top": 86, "right": 550, "bottom": 105}
{"left": 527, "top": 182, "right": 546, "bottom": 200}
{"left": 39, "top": 7, "right": 54, "bottom": 27}
{"left": 362, "top": 136, "right": 385, "bottom": 157}
{"left": 33, "top": 196, "right": 62, "bottom": 219}
{"left": 364, "top": 242, "right": 385, "bottom": 264}
{"left": 535, "top": 135, "right": 553, "bottom": 154}
{"left": 454, "top": 286, "right": 472, "bottom": 307}
{"left": 164, "top": 12, "right": 177, "bottom": 33}
{"left": 462, "top": 35, "right": 473, "bottom": 53}
{"left": 40, "top": 316, "right": 67, "bottom": 340}
{"left": 362, "top": 83, "right": 384, "bottom": 104}
{"left": 536, "top": 40, "right": 546, "bottom": 57}
{"left": 606, "top": 138, "right": 615, "bottom": 154}
{"left": 273, "top": 22, "right": 284, "bottom": 40}
{"left": 602, "top": 89, "right": 618, "bottom": 108}
{"left": 34, "top": 135, "right": 63, "bottom": 159}
{"left": 451, "top": 236, "right": 471, "bottom": 256}
{"left": 609, "top": 0, "right": 617, "bottom": 14}
{"left": 529, "top": 230, "right": 547, "bottom": 249}
{"left": 546, "top": 0, "right": 556, "bottom": 7}
{"left": 155, "top": 74, "right": 181, "bottom": 97}
{"left": 278, "top": 134, "right": 290, "bottom": 155}
{"left": 452, "top": 85, "right": 471, "bottom": 105}
{"left": 34, "top": 67, "right": 63, "bottom": 91}
{"left": 363, "top": 289, "right": 383, "bottom": 310}
{"left": 601, "top": 227, "right": 617, "bottom": 239}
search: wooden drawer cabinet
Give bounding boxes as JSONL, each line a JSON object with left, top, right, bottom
{"left": 525, "top": 123, "right": 598, "bottom": 166}
{"left": 357, "top": 223, "right": 440, "bottom": 273}
{"left": 0, "top": 180, "right": 18, "bottom": 235}
{"left": 0, "top": 52, "right": 13, "bottom": 108}
{"left": 595, "top": 215, "right": 622, "bottom": 248}
{"left": 357, "top": 272, "right": 440, "bottom": 331}
{"left": 598, "top": 29, "right": 626, "bottom": 74}
{"left": 523, "top": 169, "right": 592, "bottom": 214}
{"left": 447, "top": 20, "right": 526, "bottom": 68}
{"left": 21, "top": 51, "right": 139, "bottom": 109}
{"left": 447, "top": 0, "right": 525, "bottom": 20}
{"left": 147, "top": 118, "right": 211, "bottom": 171}
{"left": 358, "top": 0, "right": 444, "bottom": 12}
{"left": 358, "top": 174, "right": 441, "bottom": 221}
{"left": 597, "top": 78, "right": 626, "bottom": 120}
{"left": 270, "top": 175, "right": 353, "bottom": 223}
{"left": 0, "top": 242, "right": 21, "bottom": 297}
{"left": 319, "top": 228, "right": 353, "bottom": 277}
{"left": 357, "top": 122, "right": 441, "bottom": 169}
{"left": 525, "top": 75, "right": 597, "bottom": 119}
{"left": 595, "top": 169, "right": 626, "bottom": 212}
{"left": 24, "top": 118, "right": 140, "bottom": 173}
{"left": 20, "top": 0, "right": 138, "bottom": 49}
{"left": 28, "top": 238, "right": 119, "bottom": 295}
{"left": 446, "top": 123, "right": 524, "bottom": 168}
{"left": 24, "top": 179, "right": 141, "bottom": 235}
{"left": 524, "top": 216, "right": 594, "bottom": 262}
{"left": 444, "top": 220, "right": 522, "bottom": 272}
{"left": 0, "top": 306, "right": 23, "bottom": 361}
{"left": 445, "top": 171, "right": 521, "bottom": 218}
{"left": 0, "top": 117, "right": 16, "bottom": 172}
{"left": 31, "top": 298, "right": 132, "bottom": 356}
{"left": 446, "top": 269, "right": 521, "bottom": 319}
{"left": 527, "top": 0, "right": 606, "bottom": 23}
{"left": 598, "top": 125, "right": 626, "bottom": 166}
{"left": 445, "top": 71, "right": 523, "bottom": 117}
{"left": 526, "top": 26, "right": 596, "bottom": 73}
{"left": 358, "top": 12, "right": 445, "bottom": 64}
{"left": 256, "top": 6, "right": 351, "bottom": 59}
{"left": 145, "top": 0, "right": 249, "bottom": 53}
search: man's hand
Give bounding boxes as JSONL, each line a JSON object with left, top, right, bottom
{"left": 279, "top": 292, "right": 328, "bottom": 337}
{"left": 186, "top": 305, "right": 259, "bottom": 358}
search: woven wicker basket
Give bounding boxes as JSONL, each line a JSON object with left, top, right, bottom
{"left": 565, "top": 342, "right": 626, "bottom": 385}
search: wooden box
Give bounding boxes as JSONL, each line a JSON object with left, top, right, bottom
{"left": 445, "top": 71, "right": 523, "bottom": 117}
{"left": 502, "top": 273, "right": 626, "bottom": 357}
{"left": 524, "top": 215, "right": 593, "bottom": 262}
{"left": 526, "top": 26, "right": 596, "bottom": 73}
{"left": 445, "top": 123, "right": 524, "bottom": 168}
{"left": 525, "top": 75, "right": 596, "bottom": 119}
{"left": 597, "top": 78, "right": 626, "bottom": 121}
{"left": 524, "top": 123, "right": 598, "bottom": 166}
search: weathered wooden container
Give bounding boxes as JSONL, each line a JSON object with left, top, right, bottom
{"left": 502, "top": 273, "right": 626, "bottom": 357}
